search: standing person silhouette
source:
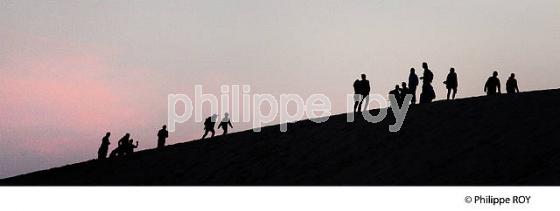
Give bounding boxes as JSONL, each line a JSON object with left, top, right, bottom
{"left": 357, "top": 74, "right": 371, "bottom": 112}
{"left": 201, "top": 114, "right": 217, "bottom": 139}
{"left": 408, "top": 68, "right": 419, "bottom": 104}
{"left": 157, "top": 125, "right": 169, "bottom": 149}
{"left": 353, "top": 79, "right": 362, "bottom": 113}
{"left": 419, "top": 62, "right": 435, "bottom": 104}
{"left": 218, "top": 113, "right": 233, "bottom": 135}
{"left": 97, "top": 132, "right": 111, "bottom": 160}
{"left": 484, "top": 71, "right": 501, "bottom": 96}
{"left": 444, "top": 68, "right": 458, "bottom": 100}
{"left": 506, "top": 73, "right": 520, "bottom": 94}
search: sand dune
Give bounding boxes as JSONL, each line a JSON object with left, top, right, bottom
{"left": 2, "top": 89, "right": 560, "bottom": 186}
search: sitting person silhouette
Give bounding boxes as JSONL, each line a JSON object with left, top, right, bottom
{"left": 157, "top": 125, "right": 169, "bottom": 149}
{"left": 484, "top": 71, "right": 501, "bottom": 96}
{"left": 201, "top": 114, "right": 217, "bottom": 139}
{"left": 109, "top": 133, "right": 130, "bottom": 158}
{"left": 506, "top": 73, "right": 520, "bottom": 94}
{"left": 218, "top": 113, "right": 233, "bottom": 135}
{"left": 97, "top": 132, "right": 111, "bottom": 160}
{"left": 389, "top": 85, "right": 402, "bottom": 107}
{"left": 444, "top": 68, "right": 458, "bottom": 100}
{"left": 399, "top": 82, "right": 411, "bottom": 106}
{"left": 123, "top": 139, "right": 139, "bottom": 156}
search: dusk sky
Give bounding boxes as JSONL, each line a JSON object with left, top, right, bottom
{"left": 1, "top": 0, "right": 560, "bottom": 178}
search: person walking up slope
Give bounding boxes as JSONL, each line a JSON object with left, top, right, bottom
{"left": 218, "top": 113, "right": 233, "bottom": 135}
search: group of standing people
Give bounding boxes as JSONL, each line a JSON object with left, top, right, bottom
{"left": 354, "top": 62, "right": 522, "bottom": 111}
{"left": 97, "top": 63, "right": 522, "bottom": 160}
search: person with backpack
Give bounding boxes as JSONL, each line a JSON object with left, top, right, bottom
{"left": 201, "top": 114, "right": 217, "bottom": 139}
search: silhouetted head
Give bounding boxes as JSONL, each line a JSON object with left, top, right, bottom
{"left": 361, "top": 74, "right": 366, "bottom": 80}
{"left": 224, "top": 113, "right": 229, "bottom": 117}
{"left": 162, "top": 125, "right": 167, "bottom": 129}
{"left": 129, "top": 139, "right": 133, "bottom": 144}
{"left": 106, "top": 132, "right": 111, "bottom": 137}
{"left": 401, "top": 82, "right": 407, "bottom": 88}
{"left": 211, "top": 114, "right": 217, "bottom": 120}
{"left": 510, "top": 73, "right": 515, "bottom": 78}
{"left": 395, "top": 85, "right": 400, "bottom": 90}
{"left": 422, "top": 62, "right": 428, "bottom": 69}
{"left": 493, "top": 71, "right": 498, "bottom": 77}
{"left": 410, "top": 68, "right": 415, "bottom": 74}
{"left": 450, "top": 68, "right": 455, "bottom": 73}
{"left": 125, "top": 133, "right": 130, "bottom": 137}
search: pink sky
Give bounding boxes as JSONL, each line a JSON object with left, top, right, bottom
{"left": 1, "top": 0, "right": 560, "bottom": 178}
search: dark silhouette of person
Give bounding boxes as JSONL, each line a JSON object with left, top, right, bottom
{"left": 357, "top": 74, "right": 371, "bottom": 112}
{"left": 218, "top": 113, "right": 233, "bottom": 135}
{"left": 408, "top": 68, "right": 419, "bottom": 104}
{"left": 157, "top": 125, "right": 169, "bottom": 149}
{"left": 389, "top": 85, "right": 402, "bottom": 107}
{"left": 201, "top": 114, "right": 217, "bottom": 139}
{"left": 484, "top": 71, "right": 501, "bottom": 96}
{"left": 124, "top": 139, "right": 139, "bottom": 156}
{"left": 97, "top": 132, "right": 111, "bottom": 160}
{"left": 419, "top": 62, "right": 435, "bottom": 103}
{"left": 353, "top": 79, "right": 362, "bottom": 113}
{"left": 506, "top": 73, "right": 520, "bottom": 94}
{"left": 399, "top": 82, "right": 411, "bottom": 106}
{"left": 444, "top": 68, "right": 458, "bottom": 100}
{"left": 109, "top": 133, "right": 130, "bottom": 158}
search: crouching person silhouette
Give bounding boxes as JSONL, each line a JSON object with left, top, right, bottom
{"left": 201, "top": 114, "right": 217, "bottom": 139}
{"left": 124, "top": 139, "right": 139, "bottom": 156}
{"left": 218, "top": 113, "right": 233, "bottom": 135}
{"left": 109, "top": 133, "right": 130, "bottom": 158}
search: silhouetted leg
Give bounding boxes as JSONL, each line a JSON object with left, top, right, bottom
{"left": 447, "top": 89, "right": 451, "bottom": 100}
{"left": 210, "top": 129, "right": 215, "bottom": 138}
{"left": 357, "top": 100, "right": 363, "bottom": 113}
{"left": 410, "top": 87, "right": 417, "bottom": 104}
{"left": 157, "top": 138, "right": 165, "bottom": 149}
{"left": 223, "top": 128, "right": 228, "bottom": 135}
{"left": 201, "top": 130, "right": 209, "bottom": 139}
{"left": 109, "top": 148, "right": 118, "bottom": 158}
{"left": 452, "top": 88, "right": 457, "bottom": 99}
{"left": 361, "top": 95, "right": 369, "bottom": 112}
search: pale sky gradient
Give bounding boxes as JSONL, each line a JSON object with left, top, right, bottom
{"left": 1, "top": 0, "right": 560, "bottom": 178}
